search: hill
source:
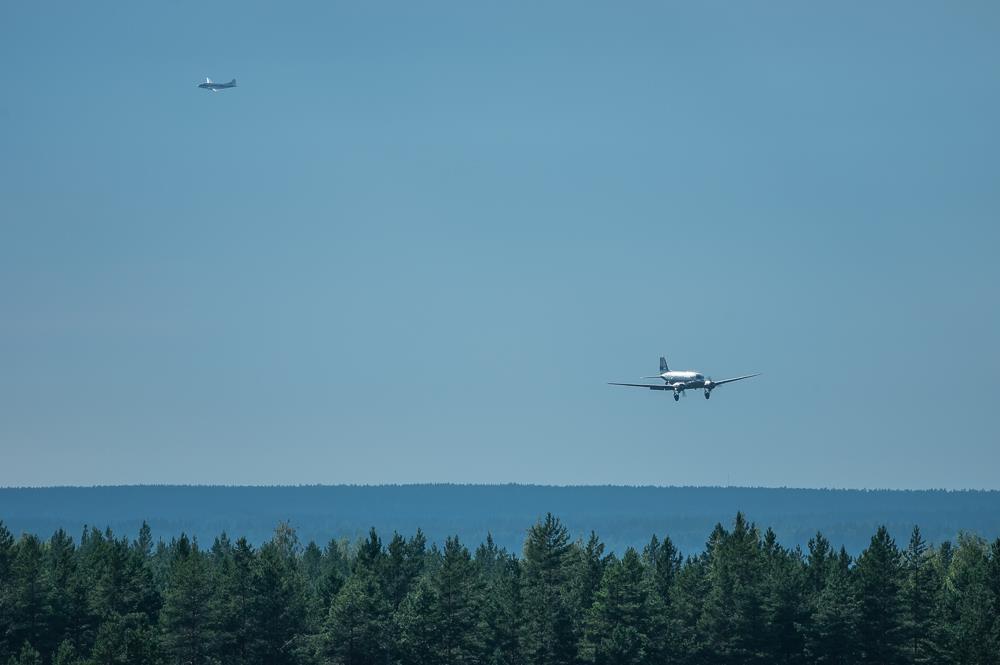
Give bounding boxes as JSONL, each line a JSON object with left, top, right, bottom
{"left": 2, "top": 484, "right": 998, "bottom": 554}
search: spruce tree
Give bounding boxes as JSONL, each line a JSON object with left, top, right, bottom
{"left": 0, "top": 522, "right": 15, "bottom": 657}
{"left": 433, "top": 536, "right": 481, "bottom": 663}
{"left": 300, "top": 540, "right": 324, "bottom": 595}
{"left": 901, "top": 526, "right": 941, "bottom": 663}
{"left": 760, "top": 529, "right": 806, "bottom": 665}
{"left": 395, "top": 576, "right": 440, "bottom": 665}
{"left": 354, "top": 528, "right": 384, "bottom": 578}
{"left": 319, "top": 539, "right": 348, "bottom": 609}
{"left": 805, "top": 532, "right": 835, "bottom": 596}
{"left": 989, "top": 538, "right": 1000, "bottom": 663}
{"left": 855, "top": 525, "right": 904, "bottom": 665}
{"left": 699, "top": 513, "right": 767, "bottom": 663}
{"left": 385, "top": 532, "right": 425, "bottom": 609}
{"left": 942, "top": 534, "right": 995, "bottom": 665}
{"left": 89, "top": 612, "right": 159, "bottom": 665}
{"left": 805, "top": 549, "right": 859, "bottom": 665}
{"left": 248, "top": 525, "right": 309, "bottom": 665}
{"left": 321, "top": 572, "right": 390, "bottom": 665}
{"left": 582, "top": 548, "right": 659, "bottom": 665}
{"left": 477, "top": 550, "right": 522, "bottom": 665}
{"left": 572, "top": 531, "right": 610, "bottom": 649}
{"left": 7, "top": 535, "right": 46, "bottom": 659}
{"left": 666, "top": 554, "right": 710, "bottom": 665}
{"left": 520, "top": 514, "right": 576, "bottom": 665}
{"left": 159, "top": 535, "right": 214, "bottom": 665}
{"left": 642, "top": 534, "right": 681, "bottom": 605}
{"left": 41, "top": 529, "right": 84, "bottom": 660}
{"left": 475, "top": 534, "right": 506, "bottom": 581}
{"left": 50, "top": 640, "right": 82, "bottom": 665}
{"left": 211, "top": 536, "right": 257, "bottom": 665}
{"left": 6, "top": 642, "right": 41, "bottom": 665}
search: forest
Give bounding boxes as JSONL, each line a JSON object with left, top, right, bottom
{"left": 1, "top": 513, "right": 999, "bottom": 665}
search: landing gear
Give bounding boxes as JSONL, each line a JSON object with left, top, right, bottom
{"left": 673, "top": 392, "right": 680, "bottom": 402}
{"left": 704, "top": 390, "right": 711, "bottom": 400}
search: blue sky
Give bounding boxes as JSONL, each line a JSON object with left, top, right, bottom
{"left": 2, "top": 1, "right": 998, "bottom": 489}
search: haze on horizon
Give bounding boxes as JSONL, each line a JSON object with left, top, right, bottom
{"left": 2, "top": 1, "right": 998, "bottom": 489}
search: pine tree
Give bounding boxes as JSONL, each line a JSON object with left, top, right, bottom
{"left": 855, "top": 525, "right": 904, "bottom": 665}
{"left": 519, "top": 514, "right": 576, "bottom": 665}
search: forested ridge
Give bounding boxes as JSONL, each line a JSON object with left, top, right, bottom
{"left": 2, "top": 514, "right": 1000, "bottom": 665}
{"left": 5, "top": 485, "right": 1000, "bottom": 554}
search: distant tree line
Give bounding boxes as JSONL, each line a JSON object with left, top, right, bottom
{"left": 7, "top": 485, "right": 1000, "bottom": 555}
{"left": 1, "top": 513, "right": 999, "bottom": 665}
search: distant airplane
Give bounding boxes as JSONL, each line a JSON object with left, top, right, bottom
{"left": 609, "top": 355, "right": 759, "bottom": 402}
{"left": 198, "top": 77, "right": 237, "bottom": 92}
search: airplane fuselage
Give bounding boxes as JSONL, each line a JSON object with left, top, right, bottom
{"left": 199, "top": 83, "right": 236, "bottom": 91}
{"left": 657, "top": 371, "right": 706, "bottom": 388}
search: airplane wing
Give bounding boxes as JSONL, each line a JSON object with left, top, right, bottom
{"left": 206, "top": 77, "right": 212, "bottom": 83}
{"left": 607, "top": 382, "right": 672, "bottom": 391}
{"left": 711, "top": 373, "right": 760, "bottom": 386}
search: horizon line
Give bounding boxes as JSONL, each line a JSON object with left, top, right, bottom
{"left": 2, "top": 482, "right": 998, "bottom": 493}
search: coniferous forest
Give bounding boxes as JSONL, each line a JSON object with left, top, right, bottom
{"left": 2, "top": 514, "right": 999, "bottom": 665}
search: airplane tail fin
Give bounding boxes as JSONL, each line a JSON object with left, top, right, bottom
{"left": 230, "top": 78, "right": 237, "bottom": 86}
{"left": 659, "top": 356, "right": 669, "bottom": 372}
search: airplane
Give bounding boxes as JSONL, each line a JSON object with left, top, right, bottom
{"left": 609, "top": 356, "right": 759, "bottom": 402}
{"left": 198, "top": 77, "right": 237, "bottom": 92}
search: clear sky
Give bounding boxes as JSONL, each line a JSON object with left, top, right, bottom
{"left": 2, "top": 1, "right": 998, "bottom": 489}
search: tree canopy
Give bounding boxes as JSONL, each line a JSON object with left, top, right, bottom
{"left": 1, "top": 515, "right": 998, "bottom": 665}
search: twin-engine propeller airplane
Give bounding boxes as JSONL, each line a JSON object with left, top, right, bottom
{"left": 609, "top": 356, "right": 759, "bottom": 402}
{"left": 198, "top": 77, "right": 237, "bottom": 92}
